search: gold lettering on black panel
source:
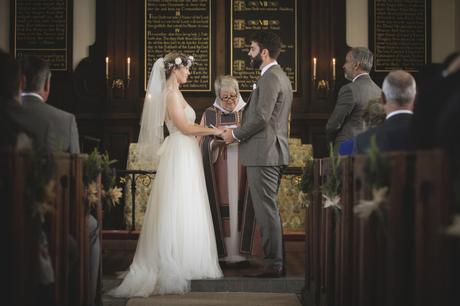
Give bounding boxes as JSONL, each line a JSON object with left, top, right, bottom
{"left": 374, "top": 0, "right": 427, "bottom": 72}
{"left": 145, "top": 0, "right": 211, "bottom": 91}
{"left": 230, "top": 0, "right": 297, "bottom": 91}
{"left": 14, "top": 0, "right": 68, "bottom": 71}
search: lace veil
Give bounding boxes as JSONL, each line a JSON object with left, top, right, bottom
{"left": 135, "top": 58, "right": 166, "bottom": 170}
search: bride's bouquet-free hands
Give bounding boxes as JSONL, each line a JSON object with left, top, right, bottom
{"left": 208, "top": 124, "right": 226, "bottom": 139}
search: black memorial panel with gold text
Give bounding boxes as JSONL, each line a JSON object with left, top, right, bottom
{"left": 12, "top": 0, "right": 71, "bottom": 71}
{"left": 231, "top": 0, "right": 297, "bottom": 92}
{"left": 369, "top": 0, "right": 430, "bottom": 72}
{"left": 145, "top": 0, "right": 212, "bottom": 92}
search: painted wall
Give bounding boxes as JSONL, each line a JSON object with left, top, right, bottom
{"left": 0, "top": 0, "right": 458, "bottom": 68}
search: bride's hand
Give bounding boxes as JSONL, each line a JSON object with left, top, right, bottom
{"left": 214, "top": 127, "right": 226, "bottom": 137}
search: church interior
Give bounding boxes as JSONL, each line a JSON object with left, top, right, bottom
{"left": 1, "top": 0, "right": 460, "bottom": 305}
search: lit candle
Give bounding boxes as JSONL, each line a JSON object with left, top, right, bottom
{"left": 332, "top": 58, "right": 336, "bottom": 80}
{"left": 127, "top": 57, "right": 131, "bottom": 79}
{"left": 105, "top": 57, "right": 109, "bottom": 78}
{"left": 313, "top": 57, "right": 317, "bottom": 80}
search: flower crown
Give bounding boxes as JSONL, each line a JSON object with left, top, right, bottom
{"left": 164, "top": 56, "right": 194, "bottom": 70}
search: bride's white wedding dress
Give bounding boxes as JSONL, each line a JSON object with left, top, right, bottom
{"left": 109, "top": 104, "right": 223, "bottom": 297}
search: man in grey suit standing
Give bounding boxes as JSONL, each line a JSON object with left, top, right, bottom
{"left": 326, "top": 47, "right": 381, "bottom": 151}
{"left": 222, "top": 31, "right": 293, "bottom": 277}
{"left": 18, "top": 55, "right": 80, "bottom": 153}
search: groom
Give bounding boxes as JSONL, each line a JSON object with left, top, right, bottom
{"left": 222, "top": 31, "right": 293, "bottom": 277}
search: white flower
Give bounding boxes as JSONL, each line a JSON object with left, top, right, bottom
{"left": 353, "top": 186, "right": 388, "bottom": 219}
{"left": 445, "top": 215, "right": 460, "bottom": 237}
{"left": 188, "top": 56, "right": 194, "bottom": 62}
{"left": 174, "top": 57, "right": 182, "bottom": 65}
{"left": 253, "top": 83, "right": 257, "bottom": 90}
{"left": 105, "top": 186, "right": 123, "bottom": 205}
{"left": 87, "top": 182, "right": 98, "bottom": 206}
{"left": 322, "top": 194, "right": 341, "bottom": 210}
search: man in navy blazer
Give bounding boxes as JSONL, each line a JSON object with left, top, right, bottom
{"left": 354, "top": 70, "right": 416, "bottom": 154}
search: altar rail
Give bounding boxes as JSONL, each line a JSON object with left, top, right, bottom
{"left": 303, "top": 150, "right": 460, "bottom": 306}
{"left": 2, "top": 150, "right": 102, "bottom": 306}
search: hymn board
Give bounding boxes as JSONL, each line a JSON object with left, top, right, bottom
{"left": 13, "top": 0, "right": 70, "bottom": 71}
{"left": 231, "top": 0, "right": 297, "bottom": 92}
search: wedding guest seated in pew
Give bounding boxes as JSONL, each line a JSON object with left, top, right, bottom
{"left": 338, "top": 98, "right": 385, "bottom": 155}
{"left": 0, "top": 49, "right": 54, "bottom": 153}
{"left": 0, "top": 49, "right": 56, "bottom": 305}
{"left": 353, "top": 70, "right": 416, "bottom": 154}
{"left": 18, "top": 55, "right": 101, "bottom": 306}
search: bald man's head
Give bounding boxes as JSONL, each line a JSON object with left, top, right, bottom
{"left": 382, "top": 70, "right": 416, "bottom": 106}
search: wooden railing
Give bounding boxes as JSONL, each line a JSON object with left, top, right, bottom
{"left": 303, "top": 150, "right": 459, "bottom": 306}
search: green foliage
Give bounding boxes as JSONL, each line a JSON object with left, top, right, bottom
{"left": 299, "top": 156, "right": 314, "bottom": 193}
{"left": 320, "top": 143, "right": 342, "bottom": 198}
{"left": 84, "top": 148, "right": 117, "bottom": 188}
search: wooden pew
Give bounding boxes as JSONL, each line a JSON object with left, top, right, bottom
{"left": 304, "top": 150, "right": 458, "bottom": 306}
{"left": 69, "top": 154, "right": 90, "bottom": 306}
{"left": 414, "top": 150, "right": 458, "bottom": 306}
{"left": 303, "top": 158, "right": 322, "bottom": 305}
{"left": 47, "top": 153, "right": 72, "bottom": 306}
{"left": 352, "top": 153, "right": 414, "bottom": 306}
{"left": 334, "top": 156, "right": 354, "bottom": 306}
{"left": 3, "top": 149, "right": 40, "bottom": 306}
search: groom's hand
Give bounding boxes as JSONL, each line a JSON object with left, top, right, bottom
{"left": 222, "top": 129, "right": 235, "bottom": 144}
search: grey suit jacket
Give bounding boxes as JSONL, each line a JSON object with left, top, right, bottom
{"left": 20, "top": 95, "right": 80, "bottom": 154}
{"left": 234, "top": 65, "right": 293, "bottom": 166}
{"left": 7, "top": 100, "right": 55, "bottom": 154}
{"left": 326, "top": 74, "right": 381, "bottom": 148}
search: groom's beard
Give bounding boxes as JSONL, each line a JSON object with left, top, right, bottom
{"left": 249, "top": 53, "right": 263, "bottom": 69}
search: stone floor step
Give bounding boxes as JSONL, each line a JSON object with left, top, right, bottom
{"left": 191, "top": 277, "right": 304, "bottom": 293}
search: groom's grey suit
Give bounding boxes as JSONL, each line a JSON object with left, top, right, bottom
{"left": 233, "top": 64, "right": 292, "bottom": 269}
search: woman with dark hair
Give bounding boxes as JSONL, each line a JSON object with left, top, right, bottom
{"left": 109, "top": 52, "right": 224, "bottom": 297}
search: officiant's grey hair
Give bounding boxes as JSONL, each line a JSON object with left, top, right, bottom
{"left": 214, "top": 75, "right": 240, "bottom": 97}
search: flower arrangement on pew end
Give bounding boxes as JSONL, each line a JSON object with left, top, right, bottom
{"left": 298, "top": 155, "right": 314, "bottom": 208}
{"left": 321, "top": 144, "right": 342, "bottom": 214}
{"left": 84, "top": 148, "right": 122, "bottom": 210}
{"left": 353, "top": 135, "right": 390, "bottom": 222}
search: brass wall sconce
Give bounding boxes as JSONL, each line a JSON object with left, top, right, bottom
{"left": 105, "top": 56, "right": 131, "bottom": 90}
{"left": 312, "top": 57, "right": 336, "bottom": 96}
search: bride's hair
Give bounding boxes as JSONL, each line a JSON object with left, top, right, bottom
{"left": 163, "top": 52, "right": 193, "bottom": 79}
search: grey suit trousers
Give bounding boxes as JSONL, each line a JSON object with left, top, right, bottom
{"left": 246, "top": 166, "right": 284, "bottom": 269}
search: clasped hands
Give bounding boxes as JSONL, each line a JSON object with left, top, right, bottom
{"left": 213, "top": 127, "right": 236, "bottom": 144}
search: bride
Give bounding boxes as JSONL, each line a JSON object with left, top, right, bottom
{"left": 109, "top": 52, "right": 224, "bottom": 297}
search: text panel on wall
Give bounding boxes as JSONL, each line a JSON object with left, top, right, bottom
{"left": 145, "top": 0, "right": 212, "bottom": 92}
{"left": 230, "top": 0, "right": 298, "bottom": 92}
{"left": 12, "top": 0, "right": 71, "bottom": 71}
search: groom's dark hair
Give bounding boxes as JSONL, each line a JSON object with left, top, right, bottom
{"left": 250, "top": 31, "right": 282, "bottom": 60}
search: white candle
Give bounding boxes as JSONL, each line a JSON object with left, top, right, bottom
{"left": 127, "top": 57, "right": 131, "bottom": 79}
{"left": 105, "top": 57, "right": 109, "bottom": 78}
{"left": 332, "top": 58, "right": 336, "bottom": 80}
{"left": 313, "top": 57, "right": 317, "bottom": 80}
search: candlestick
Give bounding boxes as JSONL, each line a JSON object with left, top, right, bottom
{"left": 313, "top": 57, "right": 317, "bottom": 80}
{"left": 105, "top": 57, "right": 109, "bottom": 79}
{"left": 127, "top": 57, "right": 131, "bottom": 79}
{"left": 332, "top": 58, "right": 336, "bottom": 80}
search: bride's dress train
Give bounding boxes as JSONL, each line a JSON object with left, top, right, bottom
{"left": 109, "top": 105, "right": 222, "bottom": 297}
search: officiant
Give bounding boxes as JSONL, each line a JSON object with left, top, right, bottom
{"left": 199, "top": 75, "right": 260, "bottom": 265}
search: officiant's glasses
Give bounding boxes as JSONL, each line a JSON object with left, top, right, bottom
{"left": 220, "top": 94, "right": 237, "bottom": 101}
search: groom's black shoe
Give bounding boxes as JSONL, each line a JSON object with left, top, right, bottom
{"left": 243, "top": 266, "right": 284, "bottom": 278}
